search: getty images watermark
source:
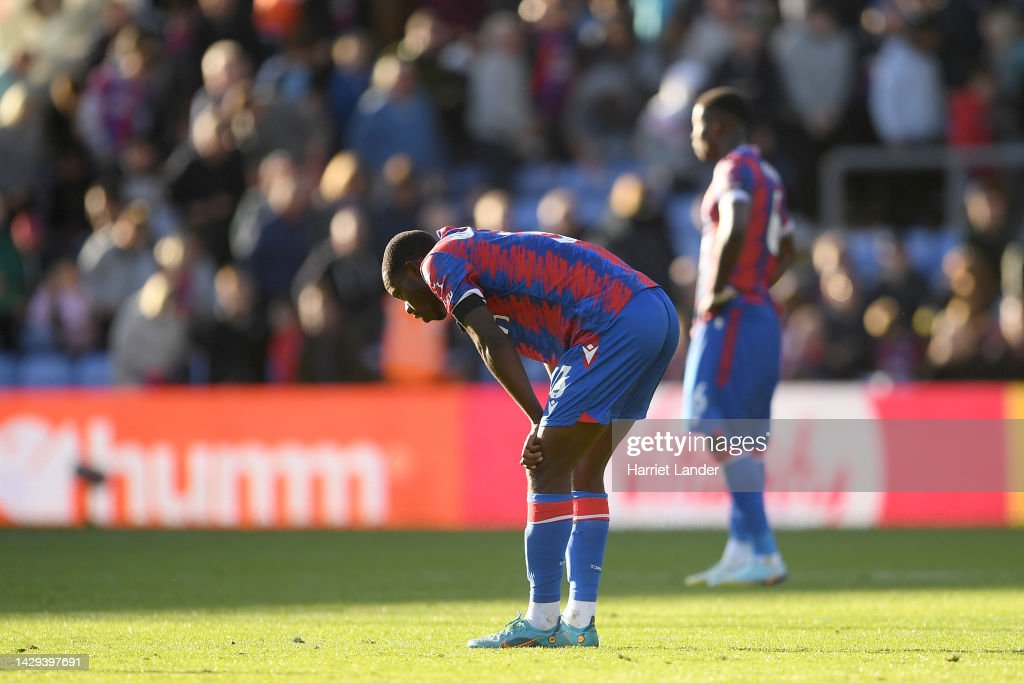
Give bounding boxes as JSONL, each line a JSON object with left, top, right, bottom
{"left": 623, "top": 430, "right": 770, "bottom": 478}
{"left": 611, "top": 419, "right": 1024, "bottom": 493}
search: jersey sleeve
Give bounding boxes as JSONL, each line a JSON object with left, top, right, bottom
{"left": 721, "top": 156, "right": 756, "bottom": 202}
{"left": 420, "top": 248, "right": 484, "bottom": 318}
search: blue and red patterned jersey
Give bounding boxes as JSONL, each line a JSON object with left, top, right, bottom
{"left": 420, "top": 226, "right": 657, "bottom": 364}
{"left": 697, "top": 145, "right": 792, "bottom": 314}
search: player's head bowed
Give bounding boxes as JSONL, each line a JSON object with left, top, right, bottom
{"left": 382, "top": 229, "right": 447, "bottom": 322}
{"left": 691, "top": 86, "right": 750, "bottom": 163}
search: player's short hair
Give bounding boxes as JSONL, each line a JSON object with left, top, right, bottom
{"left": 695, "top": 87, "right": 750, "bottom": 129}
{"left": 381, "top": 230, "right": 437, "bottom": 286}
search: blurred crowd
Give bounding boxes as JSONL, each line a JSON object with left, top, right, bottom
{"left": 2, "top": 0, "right": 1024, "bottom": 385}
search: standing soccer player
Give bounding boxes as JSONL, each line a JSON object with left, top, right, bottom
{"left": 683, "top": 87, "right": 796, "bottom": 587}
{"left": 382, "top": 226, "right": 678, "bottom": 647}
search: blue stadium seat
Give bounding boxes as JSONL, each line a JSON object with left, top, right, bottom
{"left": 0, "top": 353, "right": 17, "bottom": 387}
{"left": 72, "top": 352, "right": 112, "bottom": 386}
{"left": 904, "top": 228, "right": 962, "bottom": 288}
{"left": 17, "top": 353, "right": 73, "bottom": 387}
{"left": 558, "top": 164, "right": 593, "bottom": 193}
{"left": 447, "top": 164, "right": 486, "bottom": 197}
{"left": 845, "top": 231, "right": 883, "bottom": 284}
{"left": 19, "top": 326, "right": 57, "bottom": 353}
{"left": 576, "top": 193, "right": 607, "bottom": 228}
{"left": 511, "top": 197, "right": 541, "bottom": 232}
{"left": 515, "top": 163, "right": 560, "bottom": 195}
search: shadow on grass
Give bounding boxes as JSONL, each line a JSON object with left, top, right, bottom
{"left": 1, "top": 529, "right": 1021, "bottom": 614}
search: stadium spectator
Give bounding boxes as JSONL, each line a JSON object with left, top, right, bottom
{"left": 295, "top": 279, "right": 354, "bottom": 382}
{"left": 781, "top": 304, "right": 828, "bottom": 379}
{"left": 537, "top": 188, "right": 587, "bottom": 240}
{"left": 327, "top": 32, "right": 374, "bottom": 149}
{"left": 773, "top": 2, "right": 856, "bottom": 214}
{"left": 241, "top": 159, "right": 314, "bottom": 305}
{"left": 40, "top": 72, "right": 93, "bottom": 256}
{"left": 155, "top": 233, "right": 217, "bottom": 323}
{"left": 927, "top": 246, "right": 1003, "bottom": 379}
{"left": 596, "top": 173, "right": 674, "bottom": 293}
{"left": 195, "top": 264, "right": 267, "bottom": 383}
{"left": 253, "top": 34, "right": 315, "bottom": 105}
{"left": 118, "top": 137, "right": 179, "bottom": 241}
{"left": 230, "top": 150, "right": 294, "bottom": 262}
{"left": 0, "top": 210, "right": 26, "bottom": 350}
{"left": 291, "top": 206, "right": 382, "bottom": 381}
{"left": 526, "top": 1, "right": 577, "bottom": 153}
{"left": 346, "top": 55, "right": 447, "bottom": 173}
{"left": 6, "top": 0, "right": 1024, "bottom": 385}
{"left": 266, "top": 298, "right": 303, "bottom": 382}
{"left": 393, "top": 8, "right": 468, "bottom": 159}
{"left": 812, "top": 232, "right": 873, "bottom": 379}
{"left": 999, "top": 243, "right": 1024, "bottom": 375}
{"left": 110, "top": 271, "right": 189, "bottom": 385}
{"left": 167, "top": 108, "right": 246, "bottom": 265}
{"left": 23, "top": 259, "right": 94, "bottom": 355}
{"left": 871, "top": 234, "right": 930, "bottom": 320}
{"left": 682, "top": 0, "right": 740, "bottom": 71}
{"left": 0, "top": 49, "right": 33, "bottom": 101}
{"left": 948, "top": 64, "right": 996, "bottom": 147}
{"left": 191, "top": 0, "right": 264, "bottom": 68}
{"left": 869, "top": 13, "right": 946, "bottom": 145}
{"left": 465, "top": 11, "right": 538, "bottom": 187}
{"left": 713, "top": 9, "right": 781, "bottom": 135}
{"left": 964, "top": 178, "right": 1012, "bottom": 282}
{"left": 313, "top": 151, "right": 370, "bottom": 233}
{"left": 0, "top": 83, "right": 45, "bottom": 200}
{"left": 562, "top": 16, "right": 645, "bottom": 164}
{"left": 191, "top": 40, "right": 251, "bottom": 122}
{"left": 76, "top": 27, "right": 157, "bottom": 168}
{"left": 368, "top": 154, "right": 424, "bottom": 255}
{"left": 633, "top": 59, "right": 707, "bottom": 181}
{"left": 78, "top": 200, "right": 157, "bottom": 341}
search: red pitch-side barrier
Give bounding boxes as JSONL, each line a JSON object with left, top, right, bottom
{"left": 0, "top": 383, "right": 1021, "bottom": 529}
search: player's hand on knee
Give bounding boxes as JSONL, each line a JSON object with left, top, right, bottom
{"left": 521, "top": 426, "right": 544, "bottom": 470}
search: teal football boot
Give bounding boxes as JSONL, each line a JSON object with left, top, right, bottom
{"left": 467, "top": 612, "right": 560, "bottom": 648}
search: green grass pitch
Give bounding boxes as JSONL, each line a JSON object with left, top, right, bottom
{"left": 2, "top": 528, "right": 1022, "bottom": 681}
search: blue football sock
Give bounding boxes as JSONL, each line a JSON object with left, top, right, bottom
{"left": 524, "top": 493, "right": 574, "bottom": 603}
{"left": 565, "top": 491, "right": 610, "bottom": 602}
{"left": 724, "top": 455, "right": 777, "bottom": 556}
{"left": 729, "top": 503, "right": 752, "bottom": 544}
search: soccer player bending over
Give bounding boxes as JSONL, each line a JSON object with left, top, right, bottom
{"left": 684, "top": 87, "right": 796, "bottom": 587}
{"left": 382, "top": 226, "right": 678, "bottom": 647}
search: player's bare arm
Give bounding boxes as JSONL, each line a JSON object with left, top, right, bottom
{"left": 459, "top": 305, "right": 545, "bottom": 468}
{"left": 769, "top": 233, "right": 797, "bottom": 287}
{"left": 701, "top": 193, "right": 751, "bottom": 315}
{"left": 460, "top": 305, "right": 544, "bottom": 425}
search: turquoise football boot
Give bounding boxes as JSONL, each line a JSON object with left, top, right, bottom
{"left": 708, "top": 556, "right": 788, "bottom": 587}
{"left": 467, "top": 612, "right": 560, "bottom": 648}
{"left": 553, "top": 617, "right": 600, "bottom": 647}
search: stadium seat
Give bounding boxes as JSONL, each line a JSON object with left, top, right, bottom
{"left": 19, "top": 326, "right": 57, "bottom": 353}
{"left": 576, "top": 193, "right": 607, "bottom": 228}
{"left": 512, "top": 197, "right": 542, "bottom": 232}
{"left": 16, "top": 353, "right": 73, "bottom": 387}
{"left": 447, "top": 164, "right": 486, "bottom": 197}
{"left": 845, "top": 231, "right": 884, "bottom": 283}
{"left": 515, "top": 163, "right": 560, "bottom": 195}
{"left": 0, "top": 353, "right": 17, "bottom": 387}
{"left": 904, "top": 228, "right": 962, "bottom": 288}
{"left": 72, "top": 352, "right": 112, "bottom": 386}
